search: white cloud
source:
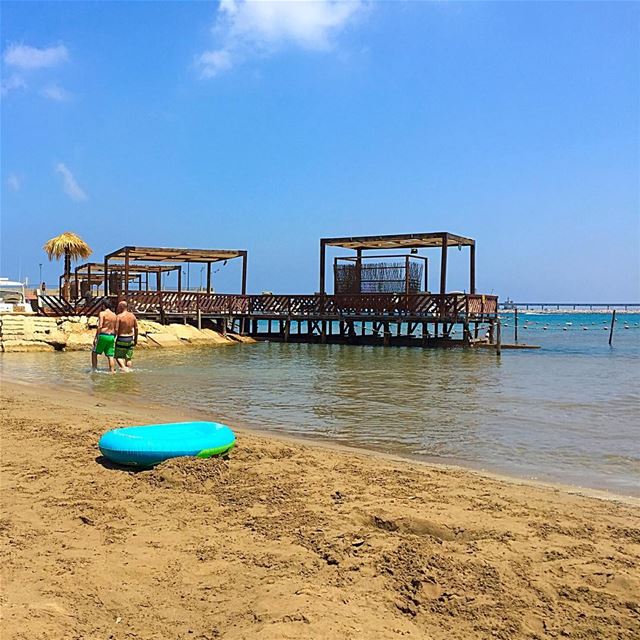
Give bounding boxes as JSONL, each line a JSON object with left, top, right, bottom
{"left": 55, "top": 163, "right": 87, "bottom": 202}
{"left": 197, "top": 0, "right": 365, "bottom": 78}
{"left": 6, "top": 173, "right": 22, "bottom": 191}
{"left": 41, "top": 84, "right": 71, "bottom": 102}
{"left": 3, "top": 43, "right": 69, "bottom": 69}
{"left": 0, "top": 74, "right": 27, "bottom": 96}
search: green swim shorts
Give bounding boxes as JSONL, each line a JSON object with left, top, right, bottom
{"left": 94, "top": 333, "right": 115, "bottom": 357}
{"left": 114, "top": 337, "right": 135, "bottom": 361}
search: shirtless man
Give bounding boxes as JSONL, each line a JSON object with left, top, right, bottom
{"left": 114, "top": 301, "right": 138, "bottom": 371}
{"left": 92, "top": 300, "right": 117, "bottom": 372}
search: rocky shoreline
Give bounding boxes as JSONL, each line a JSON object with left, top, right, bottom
{"left": 0, "top": 314, "right": 254, "bottom": 353}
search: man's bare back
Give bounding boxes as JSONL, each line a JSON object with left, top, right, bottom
{"left": 97, "top": 309, "right": 117, "bottom": 335}
{"left": 116, "top": 310, "right": 137, "bottom": 337}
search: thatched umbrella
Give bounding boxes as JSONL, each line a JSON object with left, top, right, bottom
{"left": 43, "top": 232, "right": 92, "bottom": 300}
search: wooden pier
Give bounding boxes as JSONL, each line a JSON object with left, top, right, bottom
{"left": 38, "top": 231, "right": 502, "bottom": 349}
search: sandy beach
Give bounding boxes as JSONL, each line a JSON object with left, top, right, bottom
{"left": 1, "top": 381, "right": 639, "bottom": 640}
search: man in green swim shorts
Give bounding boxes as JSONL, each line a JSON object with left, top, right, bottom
{"left": 92, "top": 299, "right": 117, "bottom": 372}
{"left": 114, "top": 300, "right": 138, "bottom": 371}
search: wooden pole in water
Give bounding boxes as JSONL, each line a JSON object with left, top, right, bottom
{"left": 609, "top": 309, "right": 616, "bottom": 346}
{"left": 496, "top": 318, "right": 502, "bottom": 356}
{"left": 514, "top": 307, "right": 519, "bottom": 343}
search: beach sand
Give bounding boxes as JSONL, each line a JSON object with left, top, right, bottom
{"left": 2, "top": 381, "right": 639, "bottom": 639}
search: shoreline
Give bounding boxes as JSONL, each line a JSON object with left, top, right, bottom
{"left": 6, "top": 377, "right": 638, "bottom": 505}
{"left": 2, "top": 381, "right": 639, "bottom": 639}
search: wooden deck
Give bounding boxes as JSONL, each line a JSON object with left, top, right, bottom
{"left": 37, "top": 291, "right": 498, "bottom": 348}
{"left": 120, "top": 291, "right": 497, "bottom": 320}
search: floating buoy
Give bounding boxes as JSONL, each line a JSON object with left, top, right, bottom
{"left": 563, "top": 327, "right": 567, "bottom": 331}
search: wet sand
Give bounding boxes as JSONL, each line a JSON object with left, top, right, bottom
{"left": 1, "top": 381, "right": 639, "bottom": 639}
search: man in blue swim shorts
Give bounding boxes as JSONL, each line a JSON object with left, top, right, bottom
{"left": 114, "top": 300, "right": 138, "bottom": 371}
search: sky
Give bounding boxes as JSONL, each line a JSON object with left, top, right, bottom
{"left": 1, "top": 0, "right": 638, "bottom": 301}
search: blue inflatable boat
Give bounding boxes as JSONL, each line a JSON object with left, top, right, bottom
{"left": 98, "top": 421, "right": 236, "bottom": 467}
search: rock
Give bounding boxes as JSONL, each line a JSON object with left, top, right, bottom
{"left": 199, "top": 329, "right": 234, "bottom": 345}
{"left": 227, "top": 333, "right": 257, "bottom": 344}
{"left": 138, "top": 320, "right": 164, "bottom": 335}
{"left": 166, "top": 323, "right": 204, "bottom": 342}
{"left": 146, "top": 333, "right": 183, "bottom": 347}
{"left": 44, "top": 330, "right": 68, "bottom": 348}
{"left": 1, "top": 340, "right": 55, "bottom": 353}
{"left": 65, "top": 331, "right": 96, "bottom": 351}
{"left": 59, "top": 320, "right": 86, "bottom": 334}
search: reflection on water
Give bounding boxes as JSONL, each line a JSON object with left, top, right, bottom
{"left": 2, "top": 313, "right": 639, "bottom": 495}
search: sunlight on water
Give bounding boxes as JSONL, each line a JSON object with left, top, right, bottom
{"left": 2, "top": 313, "right": 639, "bottom": 495}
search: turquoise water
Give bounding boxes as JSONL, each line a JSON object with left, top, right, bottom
{"left": 2, "top": 312, "right": 639, "bottom": 496}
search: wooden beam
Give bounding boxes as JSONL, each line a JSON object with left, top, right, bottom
{"left": 241, "top": 252, "right": 247, "bottom": 295}
{"left": 405, "top": 255, "right": 410, "bottom": 295}
{"left": 319, "top": 239, "right": 327, "bottom": 295}
{"left": 439, "top": 233, "right": 449, "bottom": 296}
{"left": 206, "top": 262, "right": 212, "bottom": 294}
{"left": 124, "top": 247, "right": 130, "bottom": 296}
{"left": 470, "top": 242, "right": 476, "bottom": 295}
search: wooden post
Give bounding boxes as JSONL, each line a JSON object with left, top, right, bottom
{"left": 241, "top": 252, "right": 248, "bottom": 295}
{"left": 496, "top": 319, "right": 502, "bottom": 356}
{"left": 206, "top": 262, "right": 212, "bottom": 294}
{"left": 319, "top": 239, "right": 327, "bottom": 295}
{"left": 156, "top": 269, "right": 162, "bottom": 292}
{"left": 609, "top": 310, "right": 616, "bottom": 346}
{"left": 469, "top": 242, "right": 476, "bottom": 295}
{"left": 514, "top": 307, "right": 519, "bottom": 343}
{"left": 424, "top": 257, "right": 428, "bottom": 292}
{"left": 197, "top": 308, "right": 202, "bottom": 330}
{"left": 383, "top": 322, "right": 390, "bottom": 346}
{"left": 439, "top": 233, "right": 449, "bottom": 296}
{"left": 405, "top": 255, "right": 410, "bottom": 294}
{"left": 355, "top": 249, "right": 362, "bottom": 293}
{"left": 104, "top": 257, "right": 109, "bottom": 296}
{"left": 178, "top": 267, "right": 182, "bottom": 293}
{"left": 87, "top": 264, "right": 92, "bottom": 295}
{"left": 124, "top": 248, "right": 130, "bottom": 297}
{"left": 462, "top": 322, "right": 470, "bottom": 346}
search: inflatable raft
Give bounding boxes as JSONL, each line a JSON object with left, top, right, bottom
{"left": 98, "top": 421, "right": 235, "bottom": 467}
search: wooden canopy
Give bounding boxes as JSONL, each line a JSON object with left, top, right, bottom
{"left": 76, "top": 261, "right": 179, "bottom": 274}
{"left": 105, "top": 246, "right": 245, "bottom": 263}
{"left": 320, "top": 232, "right": 476, "bottom": 296}
{"left": 103, "top": 246, "right": 248, "bottom": 295}
{"left": 71, "top": 261, "right": 182, "bottom": 295}
{"left": 321, "top": 232, "right": 475, "bottom": 250}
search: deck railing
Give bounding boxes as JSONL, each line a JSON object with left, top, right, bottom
{"left": 38, "top": 291, "right": 497, "bottom": 320}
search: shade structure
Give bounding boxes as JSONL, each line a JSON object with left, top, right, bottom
{"left": 103, "top": 246, "right": 248, "bottom": 295}
{"left": 319, "top": 232, "right": 476, "bottom": 296}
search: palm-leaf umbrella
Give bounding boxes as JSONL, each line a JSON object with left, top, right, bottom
{"left": 43, "top": 232, "right": 92, "bottom": 300}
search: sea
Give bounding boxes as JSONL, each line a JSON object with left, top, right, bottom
{"left": 2, "top": 311, "right": 639, "bottom": 497}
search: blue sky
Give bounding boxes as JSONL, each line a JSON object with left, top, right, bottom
{"left": 1, "top": 0, "right": 638, "bottom": 300}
